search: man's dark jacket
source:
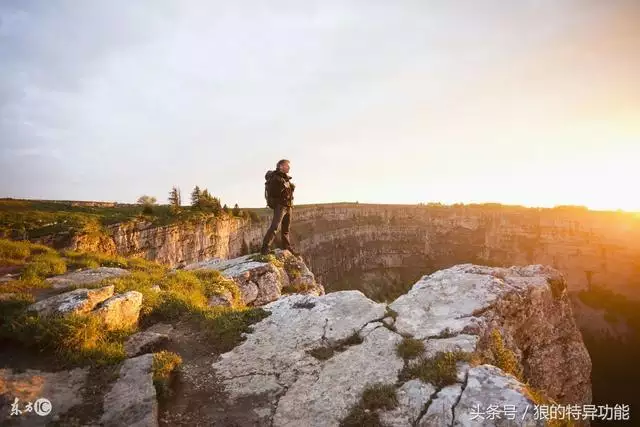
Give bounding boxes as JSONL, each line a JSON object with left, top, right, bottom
{"left": 267, "top": 170, "right": 295, "bottom": 207}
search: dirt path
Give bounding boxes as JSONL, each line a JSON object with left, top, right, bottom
{"left": 158, "top": 321, "right": 266, "bottom": 427}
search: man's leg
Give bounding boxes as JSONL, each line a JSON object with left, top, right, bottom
{"left": 261, "top": 205, "right": 286, "bottom": 254}
{"left": 280, "top": 206, "right": 292, "bottom": 249}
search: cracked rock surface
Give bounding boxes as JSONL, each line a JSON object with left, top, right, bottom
{"left": 208, "top": 264, "right": 592, "bottom": 426}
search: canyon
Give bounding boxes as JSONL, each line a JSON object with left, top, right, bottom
{"left": 91, "top": 203, "right": 640, "bottom": 302}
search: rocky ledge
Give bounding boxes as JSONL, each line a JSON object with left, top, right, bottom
{"left": 183, "top": 249, "right": 324, "bottom": 306}
{"left": 212, "top": 263, "right": 591, "bottom": 426}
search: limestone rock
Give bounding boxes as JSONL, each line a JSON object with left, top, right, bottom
{"left": 273, "top": 326, "right": 403, "bottom": 426}
{"left": 125, "top": 330, "right": 169, "bottom": 357}
{"left": 418, "top": 383, "right": 462, "bottom": 426}
{"left": 207, "top": 288, "right": 233, "bottom": 307}
{"left": 452, "top": 365, "right": 544, "bottom": 426}
{"left": 45, "top": 267, "right": 129, "bottom": 290}
{"left": 0, "top": 367, "right": 88, "bottom": 426}
{"left": 101, "top": 353, "right": 158, "bottom": 427}
{"left": 92, "top": 291, "right": 143, "bottom": 330}
{"left": 390, "top": 264, "right": 592, "bottom": 406}
{"left": 379, "top": 379, "right": 435, "bottom": 427}
{"left": 423, "top": 334, "right": 479, "bottom": 358}
{"left": 195, "top": 264, "right": 590, "bottom": 426}
{"left": 27, "top": 285, "right": 114, "bottom": 317}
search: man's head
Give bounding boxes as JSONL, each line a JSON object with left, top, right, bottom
{"left": 277, "top": 159, "right": 290, "bottom": 174}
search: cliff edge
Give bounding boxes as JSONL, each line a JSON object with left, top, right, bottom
{"left": 208, "top": 263, "right": 591, "bottom": 426}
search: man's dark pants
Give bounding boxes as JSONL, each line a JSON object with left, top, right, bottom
{"left": 262, "top": 204, "right": 292, "bottom": 251}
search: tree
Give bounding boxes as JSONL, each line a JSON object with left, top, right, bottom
{"left": 168, "top": 186, "right": 181, "bottom": 214}
{"left": 223, "top": 204, "right": 231, "bottom": 214}
{"left": 232, "top": 203, "right": 241, "bottom": 216}
{"left": 137, "top": 195, "right": 157, "bottom": 215}
{"left": 137, "top": 195, "right": 157, "bottom": 205}
{"left": 191, "top": 186, "right": 202, "bottom": 208}
{"left": 197, "top": 189, "right": 222, "bottom": 215}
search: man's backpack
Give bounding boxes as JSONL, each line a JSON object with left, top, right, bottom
{"left": 264, "top": 170, "right": 277, "bottom": 209}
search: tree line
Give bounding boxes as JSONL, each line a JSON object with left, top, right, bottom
{"left": 136, "top": 186, "right": 255, "bottom": 220}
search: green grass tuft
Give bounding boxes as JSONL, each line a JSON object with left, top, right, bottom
{"left": 340, "top": 383, "right": 398, "bottom": 427}
{"left": 487, "top": 329, "right": 522, "bottom": 380}
{"left": 21, "top": 253, "right": 67, "bottom": 284}
{"left": 396, "top": 337, "right": 425, "bottom": 360}
{"left": 399, "top": 351, "right": 471, "bottom": 388}
{"left": 200, "top": 306, "right": 269, "bottom": 353}
{"left": 153, "top": 350, "right": 182, "bottom": 399}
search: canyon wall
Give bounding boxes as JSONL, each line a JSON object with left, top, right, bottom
{"left": 96, "top": 203, "right": 640, "bottom": 300}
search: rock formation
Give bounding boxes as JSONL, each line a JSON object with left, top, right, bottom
{"left": 211, "top": 263, "right": 591, "bottom": 426}
{"left": 27, "top": 285, "right": 143, "bottom": 330}
{"left": 183, "top": 249, "right": 324, "bottom": 306}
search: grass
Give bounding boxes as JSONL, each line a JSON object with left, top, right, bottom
{"left": 153, "top": 350, "right": 182, "bottom": 399}
{"left": 0, "top": 199, "right": 238, "bottom": 241}
{"left": 486, "top": 329, "right": 523, "bottom": 380}
{"left": 199, "top": 306, "right": 270, "bottom": 353}
{"left": 249, "top": 253, "right": 284, "bottom": 268}
{"left": 307, "top": 331, "right": 364, "bottom": 361}
{"left": 0, "top": 234, "right": 274, "bottom": 371}
{"left": 0, "top": 304, "right": 128, "bottom": 367}
{"left": 399, "top": 351, "right": 472, "bottom": 388}
{"left": 396, "top": 337, "right": 425, "bottom": 360}
{"left": 21, "top": 253, "right": 67, "bottom": 284}
{"left": 340, "top": 383, "right": 398, "bottom": 427}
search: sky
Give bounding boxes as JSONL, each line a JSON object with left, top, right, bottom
{"left": 1, "top": 0, "right": 639, "bottom": 210}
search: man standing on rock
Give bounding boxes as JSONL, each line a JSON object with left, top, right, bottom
{"left": 261, "top": 159, "right": 298, "bottom": 256}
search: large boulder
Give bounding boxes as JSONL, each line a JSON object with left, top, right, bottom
{"left": 183, "top": 249, "right": 324, "bottom": 306}
{"left": 0, "top": 367, "right": 89, "bottom": 426}
{"left": 45, "top": 267, "right": 129, "bottom": 290}
{"left": 101, "top": 354, "right": 158, "bottom": 427}
{"left": 92, "top": 291, "right": 143, "bottom": 330}
{"left": 27, "top": 285, "right": 115, "bottom": 317}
